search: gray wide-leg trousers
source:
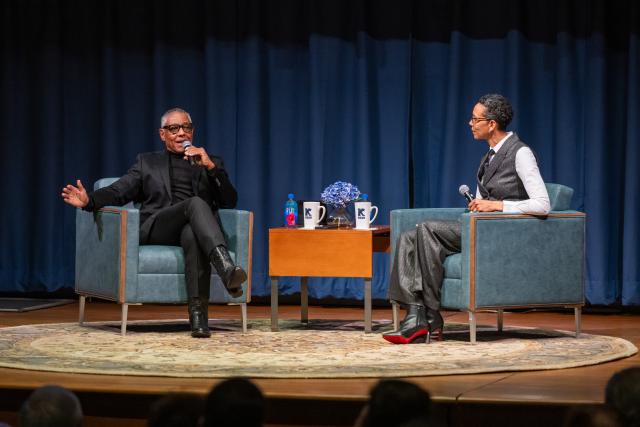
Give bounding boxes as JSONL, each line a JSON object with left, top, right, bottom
{"left": 387, "top": 220, "right": 462, "bottom": 311}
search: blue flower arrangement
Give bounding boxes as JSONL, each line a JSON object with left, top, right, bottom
{"left": 321, "top": 181, "right": 361, "bottom": 208}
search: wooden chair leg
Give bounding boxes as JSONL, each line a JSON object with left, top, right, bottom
{"left": 469, "top": 311, "right": 477, "bottom": 344}
{"left": 78, "top": 295, "right": 86, "bottom": 325}
{"left": 121, "top": 303, "right": 129, "bottom": 336}
{"left": 574, "top": 306, "right": 582, "bottom": 338}
{"left": 241, "top": 302, "right": 248, "bottom": 333}
{"left": 497, "top": 309, "right": 504, "bottom": 332}
{"left": 392, "top": 302, "right": 400, "bottom": 330}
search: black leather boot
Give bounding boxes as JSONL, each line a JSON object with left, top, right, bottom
{"left": 188, "top": 298, "right": 211, "bottom": 338}
{"left": 210, "top": 245, "right": 247, "bottom": 298}
{"left": 383, "top": 304, "right": 429, "bottom": 344}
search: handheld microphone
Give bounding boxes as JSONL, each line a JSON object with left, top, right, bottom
{"left": 181, "top": 141, "right": 195, "bottom": 165}
{"left": 458, "top": 184, "right": 475, "bottom": 203}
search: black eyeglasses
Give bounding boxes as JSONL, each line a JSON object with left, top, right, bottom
{"left": 469, "top": 117, "right": 491, "bottom": 124}
{"left": 162, "top": 123, "right": 194, "bottom": 134}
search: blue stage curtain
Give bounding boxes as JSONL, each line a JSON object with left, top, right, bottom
{"left": 0, "top": 0, "right": 637, "bottom": 305}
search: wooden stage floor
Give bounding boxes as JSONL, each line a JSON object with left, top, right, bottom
{"left": 0, "top": 301, "right": 638, "bottom": 426}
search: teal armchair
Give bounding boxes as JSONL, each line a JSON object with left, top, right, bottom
{"left": 75, "top": 178, "right": 253, "bottom": 335}
{"left": 390, "top": 183, "right": 585, "bottom": 343}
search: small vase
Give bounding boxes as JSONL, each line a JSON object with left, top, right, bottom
{"left": 327, "top": 206, "right": 353, "bottom": 228}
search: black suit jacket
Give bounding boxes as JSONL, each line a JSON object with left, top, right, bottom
{"left": 88, "top": 151, "right": 238, "bottom": 241}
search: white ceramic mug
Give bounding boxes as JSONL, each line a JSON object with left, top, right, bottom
{"left": 354, "top": 201, "right": 379, "bottom": 229}
{"left": 303, "top": 201, "right": 326, "bottom": 229}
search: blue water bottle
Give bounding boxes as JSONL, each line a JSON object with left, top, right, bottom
{"left": 284, "top": 193, "right": 298, "bottom": 227}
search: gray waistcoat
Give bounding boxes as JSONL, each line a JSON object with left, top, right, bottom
{"left": 477, "top": 133, "right": 530, "bottom": 201}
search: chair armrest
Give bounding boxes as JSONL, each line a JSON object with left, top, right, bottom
{"left": 460, "top": 211, "right": 585, "bottom": 308}
{"left": 75, "top": 207, "right": 140, "bottom": 303}
{"left": 390, "top": 208, "right": 466, "bottom": 257}
{"left": 218, "top": 209, "right": 254, "bottom": 302}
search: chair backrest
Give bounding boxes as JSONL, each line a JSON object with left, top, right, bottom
{"left": 94, "top": 177, "right": 118, "bottom": 190}
{"left": 95, "top": 177, "right": 136, "bottom": 208}
{"left": 98, "top": 177, "right": 573, "bottom": 211}
{"left": 545, "top": 183, "right": 573, "bottom": 211}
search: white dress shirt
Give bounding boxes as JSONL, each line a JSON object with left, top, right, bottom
{"left": 476, "top": 132, "right": 550, "bottom": 215}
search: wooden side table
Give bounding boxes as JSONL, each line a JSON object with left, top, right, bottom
{"left": 268, "top": 226, "right": 390, "bottom": 333}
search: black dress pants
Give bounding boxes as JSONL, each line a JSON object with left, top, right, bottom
{"left": 140, "top": 197, "right": 227, "bottom": 301}
{"left": 387, "top": 220, "right": 462, "bottom": 311}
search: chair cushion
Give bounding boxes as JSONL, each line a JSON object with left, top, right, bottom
{"left": 443, "top": 254, "right": 461, "bottom": 279}
{"left": 139, "top": 246, "right": 185, "bottom": 274}
{"left": 441, "top": 278, "right": 467, "bottom": 310}
{"left": 138, "top": 245, "right": 237, "bottom": 274}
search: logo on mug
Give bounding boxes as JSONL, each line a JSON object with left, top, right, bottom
{"left": 304, "top": 208, "right": 312, "bottom": 219}
{"left": 357, "top": 208, "right": 366, "bottom": 219}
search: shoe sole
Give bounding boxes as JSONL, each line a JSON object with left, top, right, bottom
{"left": 191, "top": 330, "right": 211, "bottom": 338}
{"left": 382, "top": 328, "right": 428, "bottom": 344}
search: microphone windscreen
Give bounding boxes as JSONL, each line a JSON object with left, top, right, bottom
{"left": 458, "top": 185, "right": 470, "bottom": 196}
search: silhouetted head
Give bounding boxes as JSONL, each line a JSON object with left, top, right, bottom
{"left": 20, "top": 385, "right": 83, "bottom": 427}
{"left": 147, "top": 393, "right": 204, "bottom": 427}
{"left": 605, "top": 366, "right": 640, "bottom": 427}
{"left": 203, "top": 378, "right": 265, "bottom": 427}
{"left": 563, "top": 405, "right": 622, "bottom": 427}
{"left": 362, "top": 379, "right": 431, "bottom": 427}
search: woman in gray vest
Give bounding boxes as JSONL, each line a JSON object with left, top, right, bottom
{"left": 383, "top": 94, "right": 551, "bottom": 344}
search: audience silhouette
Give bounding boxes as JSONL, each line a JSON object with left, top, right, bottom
{"left": 605, "top": 366, "right": 640, "bottom": 427}
{"left": 20, "top": 385, "right": 83, "bottom": 427}
{"left": 147, "top": 393, "right": 204, "bottom": 427}
{"left": 14, "top": 369, "right": 640, "bottom": 427}
{"left": 563, "top": 405, "right": 622, "bottom": 427}
{"left": 202, "top": 377, "right": 265, "bottom": 427}
{"left": 354, "top": 379, "right": 432, "bottom": 427}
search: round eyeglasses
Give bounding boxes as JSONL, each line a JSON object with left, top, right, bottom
{"left": 469, "top": 117, "right": 491, "bottom": 124}
{"left": 162, "top": 123, "right": 194, "bottom": 134}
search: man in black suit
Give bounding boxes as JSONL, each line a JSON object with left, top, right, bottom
{"left": 62, "top": 107, "right": 246, "bottom": 338}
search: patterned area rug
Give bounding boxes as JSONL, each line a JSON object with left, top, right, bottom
{"left": 0, "top": 319, "right": 636, "bottom": 378}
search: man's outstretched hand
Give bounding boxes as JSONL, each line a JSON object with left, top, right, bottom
{"left": 61, "top": 180, "right": 89, "bottom": 208}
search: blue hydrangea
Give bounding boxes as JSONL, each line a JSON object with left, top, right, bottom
{"left": 321, "top": 181, "right": 360, "bottom": 208}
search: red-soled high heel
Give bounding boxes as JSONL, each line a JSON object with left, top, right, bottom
{"left": 383, "top": 304, "right": 429, "bottom": 344}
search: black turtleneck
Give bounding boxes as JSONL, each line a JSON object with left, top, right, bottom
{"left": 168, "top": 152, "right": 196, "bottom": 204}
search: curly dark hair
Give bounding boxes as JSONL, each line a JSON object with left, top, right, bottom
{"left": 477, "top": 94, "right": 514, "bottom": 130}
